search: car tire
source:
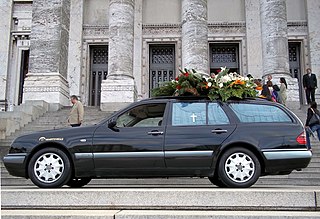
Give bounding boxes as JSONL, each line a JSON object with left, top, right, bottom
{"left": 66, "top": 178, "right": 91, "bottom": 188}
{"left": 28, "top": 147, "right": 71, "bottom": 188}
{"left": 218, "top": 147, "right": 261, "bottom": 188}
{"left": 208, "top": 175, "right": 226, "bottom": 188}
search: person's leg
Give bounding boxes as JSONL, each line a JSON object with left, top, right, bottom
{"left": 311, "top": 88, "right": 316, "bottom": 102}
{"left": 305, "top": 88, "right": 311, "bottom": 104}
{"left": 313, "top": 124, "right": 320, "bottom": 141}
{"left": 306, "top": 128, "right": 311, "bottom": 149}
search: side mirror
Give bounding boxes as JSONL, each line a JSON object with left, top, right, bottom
{"left": 108, "top": 120, "right": 119, "bottom": 132}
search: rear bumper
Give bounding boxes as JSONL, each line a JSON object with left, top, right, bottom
{"left": 262, "top": 150, "right": 312, "bottom": 173}
{"left": 3, "top": 153, "right": 28, "bottom": 178}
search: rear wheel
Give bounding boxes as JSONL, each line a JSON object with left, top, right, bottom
{"left": 28, "top": 147, "right": 71, "bottom": 188}
{"left": 218, "top": 147, "right": 261, "bottom": 188}
{"left": 66, "top": 178, "right": 91, "bottom": 188}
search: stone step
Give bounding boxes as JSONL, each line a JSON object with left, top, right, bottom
{"left": 2, "top": 188, "right": 319, "bottom": 211}
{"left": 2, "top": 210, "right": 319, "bottom": 219}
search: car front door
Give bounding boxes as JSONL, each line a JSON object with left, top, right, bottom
{"left": 164, "top": 100, "right": 236, "bottom": 172}
{"left": 92, "top": 102, "right": 168, "bottom": 176}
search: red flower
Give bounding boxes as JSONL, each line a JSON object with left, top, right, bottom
{"left": 184, "top": 72, "right": 189, "bottom": 77}
{"left": 216, "top": 69, "right": 221, "bottom": 73}
{"left": 176, "top": 85, "right": 182, "bottom": 90}
{"left": 175, "top": 77, "right": 179, "bottom": 81}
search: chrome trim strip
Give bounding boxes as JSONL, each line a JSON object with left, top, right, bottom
{"left": 263, "top": 151, "right": 312, "bottom": 160}
{"left": 3, "top": 154, "right": 27, "bottom": 164}
{"left": 93, "top": 152, "right": 164, "bottom": 159}
{"left": 261, "top": 149, "right": 308, "bottom": 152}
{"left": 165, "top": 151, "right": 213, "bottom": 157}
{"left": 77, "top": 151, "right": 213, "bottom": 159}
{"left": 74, "top": 153, "right": 93, "bottom": 159}
{"left": 5, "top": 153, "right": 27, "bottom": 156}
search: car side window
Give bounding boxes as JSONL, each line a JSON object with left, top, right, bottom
{"left": 116, "top": 103, "right": 166, "bottom": 127}
{"left": 229, "top": 103, "right": 292, "bottom": 123}
{"left": 172, "top": 102, "right": 206, "bottom": 126}
{"left": 208, "top": 103, "right": 229, "bottom": 125}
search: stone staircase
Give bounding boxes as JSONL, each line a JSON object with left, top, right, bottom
{"left": 1, "top": 104, "right": 319, "bottom": 187}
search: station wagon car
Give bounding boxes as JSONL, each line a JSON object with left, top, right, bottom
{"left": 3, "top": 97, "right": 312, "bottom": 188}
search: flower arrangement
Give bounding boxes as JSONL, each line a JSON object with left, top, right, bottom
{"left": 151, "top": 67, "right": 258, "bottom": 101}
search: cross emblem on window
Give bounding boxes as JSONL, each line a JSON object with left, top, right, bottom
{"left": 190, "top": 113, "right": 197, "bottom": 123}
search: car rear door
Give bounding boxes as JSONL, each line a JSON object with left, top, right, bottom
{"left": 164, "top": 100, "right": 236, "bottom": 171}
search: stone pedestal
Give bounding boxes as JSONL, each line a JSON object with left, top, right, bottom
{"left": 245, "top": 0, "right": 263, "bottom": 79}
{"left": 181, "top": 0, "right": 208, "bottom": 75}
{"left": 23, "top": 73, "right": 69, "bottom": 111}
{"left": 100, "top": 78, "right": 137, "bottom": 112}
{"left": 100, "top": 0, "right": 136, "bottom": 111}
{"left": 306, "top": 0, "right": 320, "bottom": 99}
{"left": 0, "top": 0, "right": 13, "bottom": 111}
{"left": 23, "top": 0, "right": 71, "bottom": 110}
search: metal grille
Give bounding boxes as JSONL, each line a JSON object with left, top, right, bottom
{"left": 210, "top": 44, "right": 239, "bottom": 72}
{"left": 90, "top": 46, "right": 108, "bottom": 106}
{"left": 288, "top": 42, "right": 302, "bottom": 104}
{"left": 288, "top": 43, "right": 300, "bottom": 79}
{"left": 149, "top": 45, "right": 175, "bottom": 94}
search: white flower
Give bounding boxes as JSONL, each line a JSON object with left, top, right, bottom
{"left": 171, "top": 80, "right": 175, "bottom": 83}
{"left": 220, "top": 66, "right": 227, "bottom": 71}
{"left": 208, "top": 82, "right": 212, "bottom": 87}
{"left": 219, "top": 83, "right": 223, "bottom": 88}
{"left": 221, "top": 75, "right": 232, "bottom": 83}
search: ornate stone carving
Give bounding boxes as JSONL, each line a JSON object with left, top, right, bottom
{"left": 208, "top": 22, "right": 246, "bottom": 35}
{"left": 142, "top": 24, "right": 181, "bottom": 36}
{"left": 287, "top": 21, "right": 308, "bottom": 35}
{"left": 83, "top": 25, "right": 109, "bottom": 37}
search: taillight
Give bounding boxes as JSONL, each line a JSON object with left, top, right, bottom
{"left": 296, "top": 131, "right": 307, "bottom": 145}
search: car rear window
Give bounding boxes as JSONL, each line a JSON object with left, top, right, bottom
{"left": 229, "top": 103, "right": 292, "bottom": 123}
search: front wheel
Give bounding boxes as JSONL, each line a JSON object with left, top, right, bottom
{"left": 218, "top": 147, "right": 261, "bottom": 188}
{"left": 28, "top": 147, "right": 71, "bottom": 188}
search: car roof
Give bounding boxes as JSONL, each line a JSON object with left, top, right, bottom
{"left": 139, "top": 96, "right": 269, "bottom": 103}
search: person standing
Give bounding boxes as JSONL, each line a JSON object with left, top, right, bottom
{"left": 68, "top": 95, "right": 84, "bottom": 127}
{"left": 279, "top": 77, "right": 287, "bottom": 105}
{"left": 305, "top": 101, "right": 320, "bottom": 151}
{"left": 303, "top": 68, "right": 317, "bottom": 104}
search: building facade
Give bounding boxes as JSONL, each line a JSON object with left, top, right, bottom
{"left": 1, "top": 0, "right": 320, "bottom": 111}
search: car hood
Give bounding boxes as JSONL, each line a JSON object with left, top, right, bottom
{"left": 9, "top": 125, "right": 98, "bottom": 154}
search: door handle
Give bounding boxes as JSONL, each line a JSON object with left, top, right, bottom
{"left": 211, "top": 129, "right": 227, "bottom": 134}
{"left": 148, "top": 131, "right": 164, "bottom": 135}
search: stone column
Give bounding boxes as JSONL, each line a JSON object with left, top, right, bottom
{"left": 67, "top": 0, "right": 84, "bottom": 98}
{"left": 133, "top": 0, "right": 143, "bottom": 100}
{"left": 245, "top": 0, "right": 263, "bottom": 79}
{"left": 260, "top": 0, "right": 290, "bottom": 77}
{"left": 0, "top": 0, "right": 13, "bottom": 111}
{"left": 100, "top": 0, "right": 136, "bottom": 111}
{"left": 181, "top": 0, "right": 209, "bottom": 76}
{"left": 23, "top": 0, "right": 71, "bottom": 111}
{"left": 306, "top": 0, "right": 320, "bottom": 99}
{"left": 260, "top": 0, "right": 299, "bottom": 103}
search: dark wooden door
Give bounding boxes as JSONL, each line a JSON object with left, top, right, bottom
{"left": 149, "top": 45, "right": 175, "bottom": 96}
{"left": 89, "top": 46, "right": 108, "bottom": 106}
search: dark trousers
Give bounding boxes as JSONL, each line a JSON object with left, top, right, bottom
{"left": 305, "top": 88, "right": 315, "bottom": 104}
{"left": 71, "top": 124, "right": 81, "bottom": 127}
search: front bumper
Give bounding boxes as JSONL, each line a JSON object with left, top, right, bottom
{"left": 3, "top": 153, "right": 28, "bottom": 178}
{"left": 262, "top": 150, "right": 312, "bottom": 173}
